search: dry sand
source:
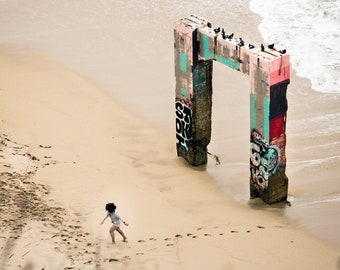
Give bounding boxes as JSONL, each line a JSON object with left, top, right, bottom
{"left": 0, "top": 48, "right": 339, "bottom": 270}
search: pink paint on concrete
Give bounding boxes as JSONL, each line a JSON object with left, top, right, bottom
{"left": 269, "top": 54, "right": 290, "bottom": 86}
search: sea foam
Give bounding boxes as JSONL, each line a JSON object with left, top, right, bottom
{"left": 250, "top": 0, "right": 340, "bottom": 94}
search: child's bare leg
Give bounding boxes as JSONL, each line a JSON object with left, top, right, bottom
{"left": 116, "top": 227, "right": 127, "bottom": 241}
{"left": 109, "top": 225, "right": 117, "bottom": 243}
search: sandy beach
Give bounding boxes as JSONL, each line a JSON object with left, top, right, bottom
{"left": 1, "top": 47, "right": 339, "bottom": 269}
{"left": 0, "top": 1, "right": 340, "bottom": 268}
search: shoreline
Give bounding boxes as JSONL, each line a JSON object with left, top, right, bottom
{"left": 1, "top": 48, "right": 339, "bottom": 269}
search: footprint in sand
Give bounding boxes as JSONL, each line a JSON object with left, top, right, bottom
{"left": 39, "top": 145, "right": 52, "bottom": 149}
{"left": 122, "top": 256, "right": 131, "bottom": 261}
{"left": 257, "top": 226, "right": 265, "bottom": 229}
{"left": 105, "top": 253, "right": 131, "bottom": 262}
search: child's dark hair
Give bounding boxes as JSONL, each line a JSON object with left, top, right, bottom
{"left": 105, "top": 203, "right": 116, "bottom": 213}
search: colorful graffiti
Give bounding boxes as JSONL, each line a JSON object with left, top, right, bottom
{"left": 250, "top": 129, "right": 280, "bottom": 191}
{"left": 175, "top": 100, "right": 192, "bottom": 153}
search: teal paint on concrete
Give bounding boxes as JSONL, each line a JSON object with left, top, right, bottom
{"left": 250, "top": 93, "right": 256, "bottom": 130}
{"left": 180, "top": 87, "right": 187, "bottom": 99}
{"left": 193, "top": 66, "right": 206, "bottom": 88}
{"left": 201, "top": 34, "right": 214, "bottom": 59}
{"left": 180, "top": 52, "right": 187, "bottom": 72}
{"left": 263, "top": 97, "right": 269, "bottom": 141}
{"left": 216, "top": 55, "right": 239, "bottom": 70}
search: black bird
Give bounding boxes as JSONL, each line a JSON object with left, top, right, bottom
{"left": 279, "top": 49, "right": 286, "bottom": 54}
{"left": 248, "top": 44, "right": 255, "bottom": 49}
{"left": 207, "top": 22, "right": 212, "bottom": 28}
{"left": 268, "top": 43, "right": 275, "bottom": 49}
{"left": 214, "top": 27, "right": 221, "bottom": 34}
{"left": 221, "top": 28, "right": 226, "bottom": 39}
{"left": 261, "top": 44, "right": 265, "bottom": 51}
{"left": 226, "top": 33, "right": 234, "bottom": 39}
{"left": 238, "top": 37, "right": 244, "bottom": 46}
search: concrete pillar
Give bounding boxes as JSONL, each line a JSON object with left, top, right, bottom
{"left": 249, "top": 51, "right": 290, "bottom": 204}
{"left": 174, "top": 15, "right": 290, "bottom": 204}
{"left": 174, "top": 15, "right": 213, "bottom": 166}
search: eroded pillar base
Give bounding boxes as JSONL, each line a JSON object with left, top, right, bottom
{"left": 250, "top": 171, "right": 288, "bottom": 204}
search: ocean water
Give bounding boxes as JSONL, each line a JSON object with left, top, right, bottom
{"left": 250, "top": 0, "right": 340, "bottom": 93}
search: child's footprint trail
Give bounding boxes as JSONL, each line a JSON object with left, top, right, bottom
{"left": 134, "top": 223, "right": 276, "bottom": 254}
{"left": 100, "top": 223, "right": 291, "bottom": 266}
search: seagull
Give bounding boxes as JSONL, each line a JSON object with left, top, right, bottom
{"left": 221, "top": 28, "right": 226, "bottom": 39}
{"left": 248, "top": 44, "right": 255, "bottom": 49}
{"left": 268, "top": 43, "right": 275, "bottom": 49}
{"left": 226, "top": 33, "right": 234, "bottom": 39}
{"left": 214, "top": 27, "right": 221, "bottom": 34}
{"left": 279, "top": 49, "right": 286, "bottom": 54}
{"left": 207, "top": 22, "right": 212, "bottom": 28}
{"left": 261, "top": 44, "right": 265, "bottom": 51}
{"left": 238, "top": 37, "right": 244, "bottom": 46}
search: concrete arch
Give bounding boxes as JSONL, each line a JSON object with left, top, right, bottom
{"left": 174, "top": 15, "right": 290, "bottom": 204}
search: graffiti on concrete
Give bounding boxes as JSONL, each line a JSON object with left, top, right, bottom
{"left": 175, "top": 99, "right": 192, "bottom": 153}
{"left": 250, "top": 129, "right": 280, "bottom": 191}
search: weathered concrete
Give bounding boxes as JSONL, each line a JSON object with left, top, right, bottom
{"left": 174, "top": 15, "right": 290, "bottom": 204}
{"left": 174, "top": 16, "right": 213, "bottom": 166}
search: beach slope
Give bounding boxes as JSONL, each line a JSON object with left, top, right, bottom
{"left": 0, "top": 49, "right": 339, "bottom": 270}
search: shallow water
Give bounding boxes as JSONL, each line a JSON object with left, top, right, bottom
{"left": 250, "top": 0, "right": 340, "bottom": 94}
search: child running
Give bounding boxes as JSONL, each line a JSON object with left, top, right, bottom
{"left": 100, "top": 203, "right": 129, "bottom": 244}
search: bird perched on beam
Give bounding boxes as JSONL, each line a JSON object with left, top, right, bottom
{"left": 238, "top": 37, "right": 244, "bottom": 46}
{"left": 226, "top": 33, "right": 234, "bottom": 39}
{"left": 214, "top": 27, "right": 221, "bottom": 34}
{"left": 221, "top": 28, "right": 226, "bottom": 39}
{"left": 268, "top": 43, "right": 275, "bottom": 49}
